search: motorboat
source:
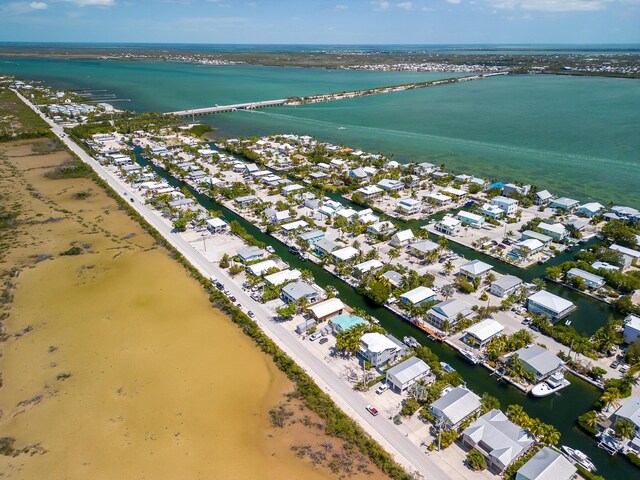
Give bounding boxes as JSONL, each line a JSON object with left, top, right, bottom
{"left": 403, "top": 336, "right": 420, "bottom": 348}
{"left": 531, "top": 372, "right": 570, "bottom": 397}
{"left": 459, "top": 349, "right": 479, "bottom": 365}
{"left": 440, "top": 362, "right": 455, "bottom": 373}
{"left": 561, "top": 445, "right": 597, "bottom": 472}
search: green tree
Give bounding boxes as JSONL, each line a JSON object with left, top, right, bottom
{"left": 219, "top": 253, "right": 231, "bottom": 269}
{"left": 480, "top": 393, "right": 501, "bottom": 414}
{"left": 614, "top": 419, "right": 635, "bottom": 439}
{"left": 466, "top": 449, "right": 487, "bottom": 471}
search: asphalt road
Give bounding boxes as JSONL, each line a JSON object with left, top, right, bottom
{"left": 17, "top": 91, "right": 458, "bottom": 480}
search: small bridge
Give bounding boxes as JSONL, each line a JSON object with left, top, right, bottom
{"left": 170, "top": 99, "right": 288, "bottom": 117}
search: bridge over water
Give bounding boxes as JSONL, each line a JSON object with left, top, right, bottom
{"left": 170, "top": 99, "right": 288, "bottom": 117}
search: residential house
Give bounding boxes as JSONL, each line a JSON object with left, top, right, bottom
{"left": 336, "top": 208, "right": 358, "bottom": 221}
{"left": 382, "top": 270, "right": 404, "bottom": 288}
{"left": 457, "top": 210, "right": 485, "bottom": 227}
{"left": 623, "top": 314, "right": 640, "bottom": 344}
{"left": 416, "top": 162, "right": 436, "bottom": 174}
{"left": 246, "top": 259, "right": 278, "bottom": 277}
{"left": 353, "top": 259, "right": 383, "bottom": 276}
{"left": 205, "top": 217, "right": 228, "bottom": 234}
{"left": 550, "top": 197, "right": 580, "bottom": 211}
{"left": 427, "top": 299, "right": 473, "bottom": 329}
{"left": 442, "top": 186, "right": 467, "bottom": 199}
{"left": 389, "top": 229, "right": 415, "bottom": 247}
{"left": 463, "top": 319, "right": 504, "bottom": 348}
{"left": 281, "top": 220, "right": 308, "bottom": 235}
{"left": 427, "top": 192, "right": 451, "bottom": 206}
{"left": 386, "top": 357, "right": 432, "bottom": 393}
{"left": 299, "top": 229, "right": 325, "bottom": 246}
{"left": 515, "top": 447, "right": 576, "bottom": 480}
{"left": 491, "top": 196, "right": 519, "bottom": 216}
{"left": 612, "top": 396, "right": 640, "bottom": 438}
{"left": 400, "top": 286, "right": 436, "bottom": 307}
{"left": 330, "top": 314, "right": 367, "bottom": 333}
{"left": 267, "top": 209, "right": 291, "bottom": 225}
{"left": 527, "top": 290, "right": 576, "bottom": 321}
{"left": 490, "top": 275, "right": 523, "bottom": 298}
{"left": 480, "top": 203, "right": 505, "bottom": 219}
{"left": 409, "top": 239, "right": 439, "bottom": 258}
{"left": 521, "top": 230, "right": 552, "bottom": 245}
{"left": 359, "top": 332, "right": 406, "bottom": 368}
{"left": 577, "top": 202, "right": 605, "bottom": 218}
{"left": 377, "top": 179, "right": 404, "bottom": 192}
{"left": 265, "top": 269, "right": 302, "bottom": 287}
{"left": 308, "top": 298, "right": 345, "bottom": 322}
{"left": 429, "top": 387, "right": 481, "bottom": 430}
{"left": 356, "top": 185, "right": 383, "bottom": 199}
{"left": 610, "top": 244, "right": 640, "bottom": 267}
{"left": 462, "top": 409, "right": 534, "bottom": 473}
{"left": 503, "top": 183, "right": 530, "bottom": 197}
{"left": 515, "top": 239, "right": 545, "bottom": 258}
{"left": 512, "top": 344, "right": 564, "bottom": 381}
{"left": 538, "top": 223, "right": 568, "bottom": 242}
{"left": 281, "top": 281, "right": 318, "bottom": 304}
{"left": 459, "top": 259, "right": 494, "bottom": 281}
{"left": 534, "top": 190, "right": 554, "bottom": 206}
{"left": 566, "top": 268, "right": 605, "bottom": 289}
{"left": 314, "top": 238, "right": 340, "bottom": 258}
{"left": 397, "top": 198, "right": 422, "bottom": 215}
{"left": 237, "top": 246, "right": 266, "bottom": 263}
{"left": 436, "top": 216, "right": 461, "bottom": 236}
{"left": 281, "top": 184, "right": 304, "bottom": 196}
{"left": 348, "top": 168, "right": 368, "bottom": 181}
{"left": 331, "top": 246, "right": 359, "bottom": 263}
{"left": 234, "top": 195, "right": 257, "bottom": 206}
{"left": 367, "top": 221, "right": 397, "bottom": 235}
{"left": 611, "top": 206, "right": 639, "bottom": 220}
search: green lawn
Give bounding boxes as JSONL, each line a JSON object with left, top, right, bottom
{"left": 0, "top": 88, "right": 49, "bottom": 140}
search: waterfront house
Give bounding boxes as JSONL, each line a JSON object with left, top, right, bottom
{"left": 550, "top": 197, "right": 580, "bottom": 211}
{"left": 462, "top": 409, "right": 534, "bottom": 473}
{"left": 247, "top": 259, "right": 278, "bottom": 277}
{"left": 281, "top": 220, "right": 308, "bottom": 235}
{"left": 491, "top": 196, "right": 519, "bottom": 216}
{"left": 356, "top": 185, "right": 383, "bottom": 199}
{"left": 386, "top": 357, "right": 432, "bottom": 393}
{"left": 409, "top": 239, "right": 439, "bottom": 258}
{"left": 314, "top": 238, "right": 340, "bottom": 258}
{"left": 577, "top": 202, "right": 605, "bottom": 218}
{"left": 169, "top": 198, "right": 194, "bottom": 210}
{"left": 521, "top": 230, "right": 552, "bottom": 245}
{"left": 426, "top": 299, "right": 473, "bottom": 329}
{"left": 353, "top": 259, "right": 383, "bottom": 276}
{"left": 515, "top": 447, "right": 576, "bottom": 480}
{"left": 612, "top": 396, "right": 640, "bottom": 438}
{"left": 281, "top": 184, "right": 304, "bottom": 196}
{"left": 405, "top": 175, "right": 421, "bottom": 188}
{"left": 538, "top": 222, "right": 568, "bottom": 242}
{"left": 367, "top": 221, "right": 396, "bottom": 235}
{"left": 503, "top": 183, "right": 530, "bottom": 197}
{"left": 457, "top": 210, "right": 485, "bottom": 227}
{"left": 205, "top": 217, "right": 228, "bottom": 234}
{"left": 309, "top": 298, "right": 345, "bottom": 322}
{"left": 382, "top": 270, "right": 404, "bottom": 288}
{"left": 490, "top": 275, "right": 523, "bottom": 298}
{"left": 281, "top": 281, "right": 318, "bottom": 304}
{"left": 429, "top": 387, "right": 481, "bottom": 430}
{"left": 234, "top": 195, "right": 257, "bottom": 206}
{"left": 427, "top": 192, "right": 451, "bottom": 206}
{"left": 266, "top": 209, "right": 291, "bottom": 225}
{"left": 565, "top": 218, "right": 588, "bottom": 232}
{"left": 336, "top": 208, "right": 358, "bottom": 221}
{"left": 348, "top": 168, "right": 368, "bottom": 181}
{"left": 436, "top": 216, "right": 461, "bottom": 236}
{"left": 309, "top": 171, "right": 328, "bottom": 181}
{"left": 396, "top": 198, "right": 422, "bottom": 215}
{"left": 611, "top": 205, "right": 639, "bottom": 220}
{"left": 592, "top": 261, "right": 620, "bottom": 272}
{"left": 359, "top": 333, "right": 406, "bottom": 368}
{"left": 527, "top": 290, "right": 576, "bottom": 321}
{"left": 480, "top": 203, "right": 504, "bottom": 220}
{"left": 459, "top": 259, "right": 494, "bottom": 281}
{"left": 610, "top": 244, "right": 640, "bottom": 267}
{"left": 330, "top": 314, "right": 367, "bottom": 333}
{"left": 534, "top": 190, "right": 554, "bottom": 206}
{"left": 512, "top": 344, "right": 564, "bottom": 381}
{"left": 331, "top": 246, "right": 359, "bottom": 263}
{"left": 416, "top": 162, "right": 436, "bottom": 174}
{"left": 377, "top": 179, "right": 404, "bottom": 192}
{"left": 623, "top": 314, "right": 640, "bottom": 344}
{"left": 265, "top": 269, "right": 302, "bottom": 287}
{"left": 237, "top": 246, "right": 266, "bottom": 263}
{"left": 389, "top": 229, "right": 415, "bottom": 247}
{"left": 400, "top": 286, "right": 436, "bottom": 307}
{"left": 566, "top": 268, "right": 605, "bottom": 289}
{"left": 299, "top": 229, "right": 325, "bottom": 246}
{"left": 463, "top": 319, "right": 504, "bottom": 348}
{"left": 243, "top": 163, "right": 259, "bottom": 175}
{"left": 317, "top": 162, "right": 331, "bottom": 170}
{"left": 330, "top": 158, "right": 346, "bottom": 169}
{"left": 515, "top": 239, "right": 545, "bottom": 258}
{"left": 357, "top": 211, "right": 380, "bottom": 224}
{"left": 455, "top": 174, "right": 472, "bottom": 183}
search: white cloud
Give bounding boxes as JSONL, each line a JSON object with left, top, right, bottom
{"left": 397, "top": 1, "right": 414, "bottom": 9}
{"left": 371, "top": 0, "right": 390, "bottom": 10}
{"left": 2, "top": 1, "right": 48, "bottom": 14}
{"left": 446, "top": 0, "right": 462, "bottom": 4}
{"left": 29, "top": 1, "right": 48, "bottom": 9}
{"left": 67, "top": 0, "right": 115, "bottom": 6}
{"left": 490, "top": 0, "right": 610, "bottom": 11}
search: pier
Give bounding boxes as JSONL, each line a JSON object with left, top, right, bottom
{"left": 170, "top": 99, "right": 288, "bottom": 118}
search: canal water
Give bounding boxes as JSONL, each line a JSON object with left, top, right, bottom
{"left": 134, "top": 152, "right": 632, "bottom": 479}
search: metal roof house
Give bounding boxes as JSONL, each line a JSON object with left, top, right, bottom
{"left": 330, "top": 314, "right": 367, "bottom": 333}
{"left": 515, "top": 447, "right": 577, "bottom": 480}
{"left": 359, "top": 333, "right": 406, "bottom": 368}
{"left": 385, "top": 357, "right": 432, "bottom": 393}
{"left": 534, "top": 190, "right": 554, "bottom": 206}
{"left": 237, "top": 246, "right": 266, "bottom": 263}
{"left": 491, "top": 196, "right": 519, "bottom": 216}
{"left": 353, "top": 259, "right": 383, "bottom": 276}
{"left": 512, "top": 344, "right": 564, "bottom": 381}
{"left": 490, "top": 275, "right": 523, "bottom": 298}
{"left": 281, "top": 281, "right": 318, "bottom": 304}
{"left": 527, "top": 290, "right": 576, "bottom": 321}
{"left": 459, "top": 259, "right": 494, "bottom": 280}
{"left": 314, "top": 238, "right": 340, "bottom": 258}
{"left": 246, "top": 259, "right": 278, "bottom": 277}
{"left": 308, "top": 298, "right": 345, "bottom": 322}
{"left": 623, "top": 314, "right": 640, "bottom": 344}
{"left": 427, "top": 299, "right": 473, "bottom": 329}
{"left": 610, "top": 244, "right": 640, "bottom": 267}
{"left": 331, "top": 246, "right": 359, "bottom": 263}
{"left": 538, "top": 223, "right": 568, "bottom": 241}
{"left": 457, "top": 210, "right": 485, "bottom": 227}
{"left": 566, "top": 268, "right": 605, "bottom": 289}
{"left": 429, "top": 387, "right": 481, "bottom": 429}
{"left": 377, "top": 179, "right": 404, "bottom": 191}
{"left": 521, "top": 230, "right": 552, "bottom": 245}
{"left": 205, "top": 217, "right": 228, "bottom": 234}
{"left": 550, "top": 197, "right": 580, "bottom": 211}
{"left": 463, "top": 319, "right": 504, "bottom": 348}
{"left": 409, "top": 239, "right": 439, "bottom": 258}
{"left": 389, "top": 229, "right": 415, "bottom": 247}
{"left": 265, "top": 269, "right": 302, "bottom": 287}
{"left": 461, "top": 409, "right": 534, "bottom": 473}
{"left": 382, "top": 270, "right": 404, "bottom": 288}
{"left": 436, "top": 216, "right": 461, "bottom": 236}
{"left": 299, "top": 229, "right": 325, "bottom": 245}
{"left": 400, "top": 286, "right": 436, "bottom": 306}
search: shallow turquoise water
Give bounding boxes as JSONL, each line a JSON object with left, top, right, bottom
{"left": 1, "top": 58, "right": 638, "bottom": 207}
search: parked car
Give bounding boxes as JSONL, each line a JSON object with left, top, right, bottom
{"left": 309, "top": 332, "right": 322, "bottom": 341}
{"left": 610, "top": 360, "right": 620, "bottom": 369}
{"left": 319, "top": 337, "right": 329, "bottom": 345}
{"left": 366, "top": 405, "right": 379, "bottom": 416}
{"left": 247, "top": 311, "right": 255, "bottom": 318}
{"left": 375, "top": 384, "right": 389, "bottom": 395}
{"left": 229, "top": 296, "right": 236, "bottom": 302}
{"left": 620, "top": 364, "right": 630, "bottom": 374}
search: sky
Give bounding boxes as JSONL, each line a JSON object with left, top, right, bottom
{"left": 0, "top": 0, "right": 639, "bottom": 44}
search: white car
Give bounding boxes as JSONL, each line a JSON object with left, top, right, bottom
{"left": 309, "top": 332, "right": 322, "bottom": 341}
{"left": 375, "top": 384, "right": 389, "bottom": 394}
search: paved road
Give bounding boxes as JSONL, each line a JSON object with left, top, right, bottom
{"left": 16, "top": 91, "right": 458, "bottom": 480}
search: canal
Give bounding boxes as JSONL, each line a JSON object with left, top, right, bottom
{"left": 135, "top": 152, "right": 631, "bottom": 479}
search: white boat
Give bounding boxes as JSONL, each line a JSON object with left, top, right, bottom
{"left": 459, "top": 349, "right": 479, "bottom": 365}
{"left": 531, "top": 372, "right": 570, "bottom": 397}
{"left": 561, "top": 445, "right": 597, "bottom": 472}
{"left": 337, "top": 126, "right": 346, "bottom": 130}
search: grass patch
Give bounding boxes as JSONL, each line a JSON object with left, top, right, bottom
{"left": 60, "top": 246, "right": 82, "bottom": 256}
{"left": 0, "top": 88, "right": 49, "bottom": 140}
{"left": 71, "top": 191, "right": 91, "bottom": 200}
{"left": 44, "top": 159, "right": 92, "bottom": 179}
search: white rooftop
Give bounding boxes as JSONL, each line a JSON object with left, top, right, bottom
{"left": 309, "top": 298, "right": 344, "bottom": 319}
{"left": 465, "top": 319, "right": 504, "bottom": 342}
{"left": 528, "top": 290, "right": 574, "bottom": 314}
{"left": 401, "top": 286, "right": 436, "bottom": 305}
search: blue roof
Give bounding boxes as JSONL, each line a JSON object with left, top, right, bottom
{"left": 331, "top": 314, "right": 367, "bottom": 331}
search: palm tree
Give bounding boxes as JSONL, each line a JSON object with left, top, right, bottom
{"left": 620, "top": 372, "right": 639, "bottom": 391}
{"left": 541, "top": 425, "right": 561, "bottom": 446}
{"left": 438, "top": 236, "right": 449, "bottom": 251}
{"left": 532, "top": 277, "right": 546, "bottom": 291}
{"left": 389, "top": 248, "right": 401, "bottom": 260}
{"left": 600, "top": 387, "right": 622, "bottom": 411}
{"left": 441, "top": 284, "right": 455, "bottom": 300}
{"left": 506, "top": 405, "right": 528, "bottom": 426}
{"left": 443, "top": 260, "right": 454, "bottom": 275}
{"left": 614, "top": 419, "right": 635, "bottom": 439}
